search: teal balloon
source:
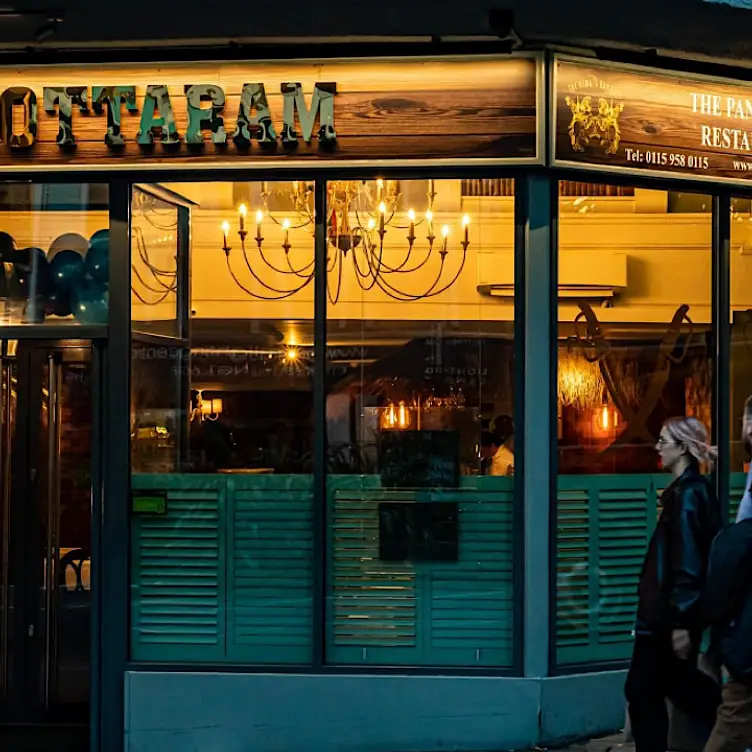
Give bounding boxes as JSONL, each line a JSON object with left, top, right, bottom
{"left": 51, "top": 250, "right": 84, "bottom": 289}
{"left": 89, "top": 229, "right": 109, "bottom": 252}
{"left": 73, "top": 282, "right": 108, "bottom": 324}
{"left": 84, "top": 242, "right": 109, "bottom": 284}
{"left": 45, "top": 288, "right": 72, "bottom": 317}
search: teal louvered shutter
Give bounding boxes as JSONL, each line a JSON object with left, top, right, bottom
{"left": 329, "top": 477, "right": 417, "bottom": 663}
{"left": 131, "top": 475, "right": 226, "bottom": 662}
{"left": 327, "top": 476, "right": 514, "bottom": 667}
{"left": 426, "top": 478, "right": 514, "bottom": 667}
{"left": 556, "top": 485, "right": 591, "bottom": 653}
{"left": 227, "top": 475, "right": 313, "bottom": 664}
{"left": 557, "top": 475, "right": 655, "bottom": 666}
{"left": 596, "top": 486, "right": 650, "bottom": 651}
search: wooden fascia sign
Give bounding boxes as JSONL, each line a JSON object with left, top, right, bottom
{"left": 2, "top": 82, "right": 336, "bottom": 151}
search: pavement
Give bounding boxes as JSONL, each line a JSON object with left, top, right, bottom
{"left": 537, "top": 732, "right": 634, "bottom": 752}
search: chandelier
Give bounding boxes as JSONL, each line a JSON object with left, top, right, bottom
{"left": 220, "top": 179, "right": 470, "bottom": 303}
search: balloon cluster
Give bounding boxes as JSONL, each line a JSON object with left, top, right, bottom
{"left": 0, "top": 229, "right": 109, "bottom": 324}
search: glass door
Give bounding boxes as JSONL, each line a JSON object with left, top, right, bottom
{"left": 0, "top": 340, "right": 93, "bottom": 739}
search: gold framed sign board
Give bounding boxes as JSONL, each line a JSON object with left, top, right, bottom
{"left": 554, "top": 56, "right": 752, "bottom": 185}
{"left": 0, "top": 55, "right": 542, "bottom": 171}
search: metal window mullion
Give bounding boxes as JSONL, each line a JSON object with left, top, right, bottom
{"left": 99, "top": 180, "right": 131, "bottom": 752}
{"left": 712, "top": 193, "right": 731, "bottom": 520}
{"left": 312, "top": 179, "right": 328, "bottom": 668}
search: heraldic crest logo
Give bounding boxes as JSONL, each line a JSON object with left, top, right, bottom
{"left": 563, "top": 72, "right": 625, "bottom": 156}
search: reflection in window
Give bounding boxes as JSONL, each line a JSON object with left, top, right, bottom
{"left": 730, "top": 200, "right": 752, "bottom": 519}
{"left": 128, "top": 178, "right": 519, "bottom": 671}
{"left": 325, "top": 178, "right": 516, "bottom": 668}
{"left": 556, "top": 184, "right": 712, "bottom": 668}
{"left": 130, "top": 181, "right": 315, "bottom": 666}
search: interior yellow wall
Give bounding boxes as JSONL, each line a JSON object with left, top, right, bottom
{"left": 4, "top": 182, "right": 752, "bottom": 333}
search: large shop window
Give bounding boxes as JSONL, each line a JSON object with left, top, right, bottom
{"left": 325, "top": 178, "right": 515, "bottom": 668}
{"left": 0, "top": 183, "right": 109, "bottom": 326}
{"left": 128, "top": 177, "right": 516, "bottom": 669}
{"left": 130, "top": 180, "right": 315, "bottom": 665}
{"left": 555, "top": 183, "right": 713, "bottom": 668}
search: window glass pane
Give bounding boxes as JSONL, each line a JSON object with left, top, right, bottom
{"left": 325, "top": 177, "right": 516, "bottom": 667}
{"left": 0, "top": 183, "right": 109, "bottom": 326}
{"left": 730, "top": 199, "right": 752, "bottom": 520}
{"left": 129, "top": 180, "right": 314, "bottom": 665}
{"left": 131, "top": 188, "right": 179, "bottom": 337}
{"left": 555, "top": 183, "right": 712, "bottom": 667}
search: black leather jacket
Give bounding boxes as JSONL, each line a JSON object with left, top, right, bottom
{"left": 636, "top": 465, "right": 722, "bottom": 635}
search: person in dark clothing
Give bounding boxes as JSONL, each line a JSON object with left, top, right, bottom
{"left": 703, "top": 396, "right": 752, "bottom": 752}
{"left": 625, "top": 416, "right": 723, "bottom": 752}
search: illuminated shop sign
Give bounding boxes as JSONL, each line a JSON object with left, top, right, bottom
{"left": 0, "top": 56, "right": 541, "bottom": 169}
{"left": 554, "top": 56, "right": 752, "bottom": 185}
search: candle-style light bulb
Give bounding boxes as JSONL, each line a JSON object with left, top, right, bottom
{"left": 222, "top": 221, "right": 230, "bottom": 250}
{"left": 255, "top": 210, "right": 264, "bottom": 242}
{"left": 367, "top": 218, "right": 376, "bottom": 232}
{"left": 462, "top": 213, "right": 470, "bottom": 244}
{"left": 283, "top": 218, "right": 291, "bottom": 246}
{"left": 379, "top": 201, "right": 387, "bottom": 233}
{"left": 426, "top": 209, "right": 434, "bottom": 237}
{"left": 377, "top": 178, "right": 384, "bottom": 200}
{"left": 239, "top": 203, "right": 247, "bottom": 232}
{"left": 441, "top": 224, "right": 450, "bottom": 253}
{"left": 408, "top": 208, "right": 416, "bottom": 239}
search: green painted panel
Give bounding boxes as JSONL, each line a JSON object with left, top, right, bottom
{"left": 326, "top": 475, "right": 515, "bottom": 667}
{"left": 227, "top": 474, "right": 313, "bottom": 664}
{"left": 131, "top": 473, "right": 312, "bottom": 665}
{"left": 131, "top": 475, "right": 227, "bottom": 662}
{"left": 556, "top": 472, "right": 749, "bottom": 667}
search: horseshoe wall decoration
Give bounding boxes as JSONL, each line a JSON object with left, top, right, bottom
{"left": 573, "top": 301, "right": 693, "bottom": 447}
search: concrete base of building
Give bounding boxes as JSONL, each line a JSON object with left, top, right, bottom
{"left": 124, "top": 669, "right": 627, "bottom": 752}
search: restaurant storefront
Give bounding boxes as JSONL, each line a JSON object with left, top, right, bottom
{"left": 0, "top": 50, "right": 752, "bottom": 751}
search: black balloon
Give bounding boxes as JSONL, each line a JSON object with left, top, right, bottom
{"left": 0, "top": 232, "right": 15, "bottom": 263}
{"left": 8, "top": 269, "right": 29, "bottom": 300}
{"left": 14, "top": 247, "right": 47, "bottom": 277}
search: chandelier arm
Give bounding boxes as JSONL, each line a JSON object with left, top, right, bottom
{"left": 327, "top": 247, "right": 344, "bottom": 305}
{"left": 254, "top": 238, "right": 313, "bottom": 276}
{"left": 326, "top": 247, "right": 338, "bottom": 273}
{"left": 379, "top": 243, "right": 435, "bottom": 275}
{"left": 369, "top": 245, "right": 468, "bottom": 302}
{"left": 285, "top": 251, "right": 316, "bottom": 278}
{"left": 363, "top": 234, "right": 433, "bottom": 275}
{"left": 130, "top": 281, "right": 173, "bottom": 306}
{"left": 366, "top": 257, "right": 447, "bottom": 302}
{"left": 132, "top": 263, "right": 178, "bottom": 295}
{"left": 134, "top": 226, "right": 180, "bottom": 279}
{"left": 413, "top": 248, "right": 470, "bottom": 299}
{"left": 239, "top": 242, "right": 313, "bottom": 296}
{"left": 351, "top": 243, "right": 381, "bottom": 292}
{"left": 138, "top": 210, "right": 179, "bottom": 231}
{"left": 227, "top": 254, "right": 312, "bottom": 301}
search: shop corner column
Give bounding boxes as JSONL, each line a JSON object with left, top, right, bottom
{"left": 517, "top": 172, "right": 554, "bottom": 678}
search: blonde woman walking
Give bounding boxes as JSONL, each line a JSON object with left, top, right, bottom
{"left": 625, "top": 417, "right": 723, "bottom": 752}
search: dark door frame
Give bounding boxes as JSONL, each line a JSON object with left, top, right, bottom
{"left": 0, "top": 338, "right": 103, "bottom": 746}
